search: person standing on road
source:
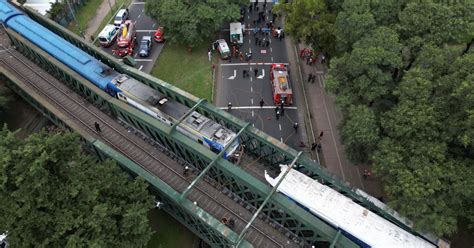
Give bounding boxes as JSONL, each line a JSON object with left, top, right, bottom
{"left": 280, "top": 101, "right": 285, "bottom": 116}
{"left": 307, "top": 73, "right": 313, "bottom": 83}
{"left": 254, "top": 68, "right": 258, "bottom": 77}
{"left": 94, "top": 122, "right": 101, "bottom": 133}
{"left": 311, "top": 74, "right": 316, "bottom": 83}
{"left": 208, "top": 50, "right": 212, "bottom": 61}
{"left": 311, "top": 142, "right": 317, "bottom": 151}
{"left": 276, "top": 110, "right": 280, "bottom": 120}
{"left": 259, "top": 99, "right": 264, "bottom": 108}
{"left": 242, "top": 69, "right": 247, "bottom": 78}
{"left": 293, "top": 122, "right": 299, "bottom": 132}
{"left": 228, "top": 102, "right": 232, "bottom": 112}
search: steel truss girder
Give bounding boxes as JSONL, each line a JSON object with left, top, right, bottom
{"left": 13, "top": 7, "right": 433, "bottom": 246}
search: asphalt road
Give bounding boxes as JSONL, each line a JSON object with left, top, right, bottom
{"left": 99, "top": 0, "right": 164, "bottom": 73}
{"left": 215, "top": 3, "right": 305, "bottom": 149}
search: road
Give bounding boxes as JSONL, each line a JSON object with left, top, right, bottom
{"left": 215, "top": 2, "right": 305, "bottom": 149}
{"left": 99, "top": 0, "right": 164, "bottom": 73}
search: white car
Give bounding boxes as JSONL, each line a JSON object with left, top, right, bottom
{"left": 114, "top": 9, "right": 129, "bottom": 26}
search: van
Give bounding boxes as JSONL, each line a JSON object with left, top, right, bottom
{"left": 97, "top": 24, "right": 119, "bottom": 47}
{"left": 114, "top": 9, "right": 129, "bottom": 26}
{"left": 214, "top": 39, "right": 231, "bottom": 59}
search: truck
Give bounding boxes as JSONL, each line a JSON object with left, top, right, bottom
{"left": 270, "top": 64, "right": 293, "bottom": 105}
{"left": 230, "top": 22, "right": 244, "bottom": 46}
{"left": 112, "top": 20, "right": 136, "bottom": 57}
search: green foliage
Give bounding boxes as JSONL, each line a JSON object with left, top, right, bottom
{"left": 325, "top": 0, "right": 474, "bottom": 236}
{"left": 0, "top": 127, "right": 155, "bottom": 247}
{"left": 47, "top": 1, "right": 64, "bottom": 21}
{"left": 276, "top": 0, "right": 336, "bottom": 56}
{"left": 145, "top": 0, "right": 243, "bottom": 47}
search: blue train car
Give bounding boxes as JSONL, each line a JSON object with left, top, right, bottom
{"left": 0, "top": 0, "right": 116, "bottom": 90}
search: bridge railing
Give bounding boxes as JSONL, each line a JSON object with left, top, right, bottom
{"left": 18, "top": 5, "right": 441, "bottom": 246}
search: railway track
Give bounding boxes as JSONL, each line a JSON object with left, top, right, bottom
{"left": 0, "top": 38, "right": 299, "bottom": 248}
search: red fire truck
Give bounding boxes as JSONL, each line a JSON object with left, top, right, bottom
{"left": 113, "top": 20, "right": 136, "bottom": 57}
{"left": 270, "top": 63, "right": 293, "bottom": 105}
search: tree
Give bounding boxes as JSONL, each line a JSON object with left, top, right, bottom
{"left": 275, "top": 0, "right": 337, "bottom": 57}
{"left": 340, "top": 105, "right": 379, "bottom": 163}
{"left": 145, "top": 0, "right": 244, "bottom": 47}
{"left": 0, "top": 127, "right": 155, "bottom": 247}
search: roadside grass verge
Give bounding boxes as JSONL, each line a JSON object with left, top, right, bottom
{"left": 67, "top": 0, "right": 104, "bottom": 36}
{"left": 151, "top": 43, "right": 213, "bottom": 102}
{"left": 92, "top": 0, "right": 131, "bottom": 42}
{"left": 147, "top": 209, "right": 195, "bottom": 248}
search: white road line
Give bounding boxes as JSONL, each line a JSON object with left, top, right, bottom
{"left": 135, "top": 59, "right": 153, "bottom": 61}
{"left": 221, "top": 62, "right": 288, "bottom": 66}
{"left": 257, "top": 69, "right": 265, "bottom": 79}
{"left": 252, "top": 111, "right": 254, "bottom": 117}
{"left": 142, "top": 9, "right": 144, "bottom": 13}
{"left": 134, "top": 53, "right": 138, "bottom": 58}
{"left": 217, "top": 106, "right": 298, "bottom": 110}
{"left": 251, "top": 86, "right": 253, "bottom": 92}
{"left": 279, "top": 124, "right": 282, "bottom": 131}
{"left": 136, "top": 30, "right": 156, "bottom": 32}
{"left": 152, "top": 23, "right": 156, "bottom": 28}
{"left": 250, "top": 77, "right": 253, "bottom": 82}
{"left": 131, "top": 2, "right": 145, "bottom": 4}
{"left": 133, "top": 21, "right": 137, "bottom": 25}
{"left": 138, "top": 14, "right": 141, "bottom": 18}
{"left": 249, "top": 39, "right": 251, "bottom": 44}
{"left": 251, "top": 99, "right": 254, "bottom": 104}
{"left": 253, "top": 123, "right": 255, "bottom": 127}
{"left": 228, "top": 70, "right": 236, "bottom": 80}
{"left": 270, "top": 47, "right": 272, "bottom": 53}
{"left": 280, "top": 137, "right": 283, "bottom": 143}
{"left": 271, "top": 57, "right": 273, "bottom": 62}
{"left": 138, "top": 65, "right": 143, "bottom": 71}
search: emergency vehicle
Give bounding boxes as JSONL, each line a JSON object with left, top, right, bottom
{"left": 270, "top": 64, "right": 293, "bottom": 105}
{"left": 113, "top": 20, "right": 136, "bottom": 57}
{"left": 230, "top": 22, "right": 244, "bottom": 46}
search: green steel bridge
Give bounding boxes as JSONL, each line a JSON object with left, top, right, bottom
{"left": 0, "top": 5, "right": 445, "bottom": 248}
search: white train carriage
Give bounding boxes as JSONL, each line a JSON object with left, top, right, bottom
{"left": 265, "top": 165, "right": 437, "bottom": 248}
{"left": 112, "top": 75, "right": 239, "bottom": 158}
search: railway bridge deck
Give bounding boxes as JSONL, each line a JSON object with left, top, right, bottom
{"left": 0, "top": 28, "right": 299, "bottom": 248}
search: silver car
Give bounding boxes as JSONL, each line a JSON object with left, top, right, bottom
{"left": 139, "top": 36, "right": 152, "bottom": 57}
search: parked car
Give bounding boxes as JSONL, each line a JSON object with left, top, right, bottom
{"left": 97, "top": 24, "right": 119, "bottom": 47}
{"left": 139, "top": 36, "right": 152, "bottom": 57}
{"left": 114, "top": 8, "right": 129, "bottom": 26}
{"left": 154, "top": 26, "right": 165, "bottom": 42}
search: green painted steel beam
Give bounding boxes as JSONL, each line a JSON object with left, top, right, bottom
{"left": 235, "top": 151, "right": 302, "bottom": 247}
{"left": 170, "top": 98, "right": 206, "bottom": 133}
{"left": 180, "top": 123, "right": 250, "bottom": 200}
{"left": 329, "top": 230, "right": 342, "bottom": 248}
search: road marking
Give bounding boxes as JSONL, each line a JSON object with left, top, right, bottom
{"left": 250, "top": 77, "right": 253, "bottom": 82}
{"left": 134, "top": 53, "right": 138, "bottom": 58}
{"left": 261, "top": 50, "right": 267, "bottom": 54}
{"left": 152, "top": 23, "right": 156, "bottom": 28}
{"left": 280, "top": 137, "right": 283, "bottom": 143}
{"left": 217, "top": 106, "right": 298, "bottom": 110}
{"left": 271, "top": 57, "right": 273, "bottom": 62}
{"left": 135, "top": 59, "right": 153, "bottom": 61}
{"left": 133, "top": 21, "right": 137, "bottom": 25}
{"left": 138, "top": 14, "right": 141, "bottom": 18}
{"left": 251, "top": 98, "right": 254, "bottom": 104}
{"left": 136, "top": 30, "right": 156, "bottom": 32}
{"left": 257, "top": 69, "right": 265, "bottom": 79}
{"left": 253, "top": 123, "right": 255, "bottom": 127}
{"left": 131, "top": 2, "right": 145, "bottom": 4}
{"left": 228, "top": 70, "right": 236, "bottom": 80}
{"left": 270, "top": 47, "right": 272, "bottom": 53}
{"left": 252, "top": 110, "right": 254, "bottom": 117}
{"left": 251, "top": 86, "right": 253, "bottom": 92}
{"left": 142, "top": 9, "right": 144, "bottom": 13}
{"left": 221, "top": 62, "right": 288, "bottom": 66}
{"left": 279, "top": 124, "right": 282, "bottom": 131}
{"left": 138, "top": 65, "right": 143, "bottom": 71}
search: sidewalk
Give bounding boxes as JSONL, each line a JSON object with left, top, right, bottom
{"left": 295, "top": 44, "right": 384, "bottom": 198}
{"left": 83, "top": 0, "right": 117, "bottom": 42}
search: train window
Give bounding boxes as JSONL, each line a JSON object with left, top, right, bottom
{"left": 198, "top": 139, "right": 203, "bottom": 145}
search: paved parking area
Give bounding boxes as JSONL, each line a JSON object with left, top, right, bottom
{"left": 215, "top": 3, "right": 305, "bottom": 149}
{"left": 99, "top": 0, "right": 164, "bottom": 73}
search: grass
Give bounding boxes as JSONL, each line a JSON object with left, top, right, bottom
{"left": 147, "top": 209, "right": 196, "bottom": 248}
{"left": 151, "top": 43, "right": 214, "bottom": 102}
{"left": 67, "top": 0, "right": 105, "bottom": 36}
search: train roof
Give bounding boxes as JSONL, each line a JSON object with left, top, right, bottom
{"left": 116, "top": 75, "right": 234, "bottom": 144}
{"left": 265, "top": 165, "right": 436, "bottom": 248}
{"left": 2, "top": 3, "right": 115, "bottom": 90}
{"left": 0, "top": 1, "right": 23, "bottom": 23}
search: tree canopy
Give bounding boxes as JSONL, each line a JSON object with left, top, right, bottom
{"left": 282, "top": 0, "right": 474, "bottom": 236}
{"left": 0, "top": 127, "right": 155, "bottom": 247}
{"left": 145, "top": 0, "right": 246, "bottom": 47}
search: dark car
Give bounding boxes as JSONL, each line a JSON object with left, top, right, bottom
{"left": 138, "top": 36, "right": 152, "bottom": 57}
